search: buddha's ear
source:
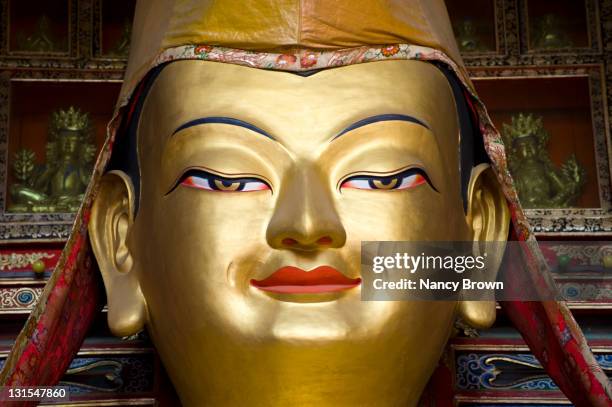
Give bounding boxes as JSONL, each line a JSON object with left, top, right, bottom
{"left": 89, "top": 170, "right": 147, "bottom": 337}
{"left": 458, "top": 163, "right": 511, "bottom": 329}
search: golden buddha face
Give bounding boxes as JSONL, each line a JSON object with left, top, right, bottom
{"left": 90, "top": 59, "right": 509, "bottom": 406}
{"left": 515, "top": 136, "right": 538, "bottom": 160}
{"left": 58, "top": 130, "right": 81, "bottom": 161}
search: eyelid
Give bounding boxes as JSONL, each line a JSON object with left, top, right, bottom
{"left": 338, "top": 166, "right": 437, "bottom": 191}
{"left": 166, "top": 167, "right": 272, "bottom": 195}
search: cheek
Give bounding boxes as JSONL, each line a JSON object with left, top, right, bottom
{"left": 132, "top": 188, "right": 274, "bottom": 323}
{"left": 392, "top": 301, "right": 456, "bottom": 350}
{"left": 138, "top": 188, "right": 273, "bottom": 278}
{"left": 165, "top": 189, "right": 271, "bottom": 248}
{"left": 344, "top": 300, "right": 456, "bottom": 390}
{"left": 338, "top": 188, "right": 467, "bottom": 241}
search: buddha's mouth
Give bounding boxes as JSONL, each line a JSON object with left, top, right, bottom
{"left": 250, "top": 266, "right": 361, "bottom": 294}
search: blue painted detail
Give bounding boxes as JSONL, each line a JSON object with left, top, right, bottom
{"left": 599, "top": 354, "right": 612, "bottom": 369}
{"left": 563, "top": 285, "right": 580, "bottom": 298}
{"left": 456, "top": 352, "right": 612, "bottom": 391}
{"left": 16, "top": 289, "right": 34, "bottom": 305}
{"left": 67, "top": 357, "right": 99, "bottom": 369}
{"left": 59, "top": 355, "right": 155, "bottom": 394}
{"left": 0, "top": 271, "right": 52, "bottom": 279}
{"left": 456, "top": 353, "right": 556, "bottom": 390}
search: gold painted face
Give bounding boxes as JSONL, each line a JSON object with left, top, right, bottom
{"left": 90, "top": 59, "right": 509, "bottom": 406}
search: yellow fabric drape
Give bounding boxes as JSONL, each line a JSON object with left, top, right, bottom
{"left": 122, "top": 0, "right": 463, "bottom": 106}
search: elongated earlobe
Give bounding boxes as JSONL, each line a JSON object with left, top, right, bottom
{"left": 89, "top": 170, "right": 148, "bottom": 337}
{"left": 458, "top": 164, "right": 511, "bottom": 329}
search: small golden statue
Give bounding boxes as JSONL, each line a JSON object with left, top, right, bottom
{"left": 108, "top": 19, "right": 132, "bottom": 57}
{"left": 532, "top": 14, "right": 573, "bottom": 49}
{"left": 9, "top": 107, "right": 97, "bottom": 213}
{"left": 454, "top": 19, "right": 486, "bottom": 53}
{"left": 502, "top": 113, "right": 586, "bottom": 208}
{"left": 16, "top": 15, "right": 65, "bottom": 53}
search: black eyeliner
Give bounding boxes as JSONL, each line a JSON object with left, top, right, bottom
{"left": 165, "top": 168, "right": 271, "bottom": 195}
{"left": 342, "top": 168, "right": 438, "bottom": 192}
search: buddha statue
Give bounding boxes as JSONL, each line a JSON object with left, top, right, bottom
{"left": 502, "top": 113, "right": 586, "bottom": 209}
{"left": 454, "top": 19, "right": 485, "bottom": 53}
{"left": 90, "top": 59, "right": 511, "bottom": 406}
{"left": 16, "top": 15, "right": 63, "bottom": 53}
{"left": 9, "top": 107, "right": 96, "bottom": 213}
{"left": 1, "top": 1, "right": 610, "bottom": 406}
{"left": 532, "top": 14, "right": 573, "bottom": 50}
{"left": 108, "top": 19, "right": 132, "bottom": 57}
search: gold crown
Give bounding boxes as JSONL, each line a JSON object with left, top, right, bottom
{"left": 502, "top": 113, "right": 549, "bottom": 146}
{"left": 49, "top": 107, "right": 93, "bottom": 139}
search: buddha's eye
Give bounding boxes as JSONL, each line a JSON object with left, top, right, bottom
{"left": 177, "top": 169, "right": 270, "bottom": 192}
{"left": 340, "top": 168, "right": 433, "bottom": 191}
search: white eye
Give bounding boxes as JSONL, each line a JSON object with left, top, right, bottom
{"left": 181, "top": 176, "right": 212, "bottom": 190}
{"left": 240, "top": 181, "right": 271, "bottom": 192}
{"left": 341, "top": 170, "right": 428, "bottom": 191}
{"left": 341, "top": 179, "right": 372, "bottom": 190}
{"left": 179, "top": 171, "right": 270, "bottom": 192}
{"left": 397, "top": 174, "right": 427, "bottom": 189}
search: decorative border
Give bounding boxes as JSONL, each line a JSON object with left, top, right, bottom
{"left": 451, "top": 343, "right": 612, "bottom": 352}
{"left": 540, "top": 242, "right": 612, "bottom": 266}
{"left": 459, "top": 0, "right": 520, "bottom": 68}
{"left": 0, "top": 285, "right": 44, "bottom": 313}
{"left": 520, "top": 0, "right": 602, "bottom": 55}
{"left": 3, "top": 0, "right": 78, "bottom": 62}
{"left": 0, "top": 345, "right": 159, "bottom": 404}
{"left": 557, "top": 280, "right": 612, "bottom": 302}
{"left": 0, "top": 352, "right": 155, "bottom": 394}
{"left": 0, "top": 70, "right": 123, "bottom": 243}
{"left": 63, "top": 355, "right": 155, "bottom": 394}
{"left": 89, "top": 0, "right": 131, "bottom": 68}
{"left": 469, "top": 65, "right": 612, "bottom": 234}
{"left": 0, "top": 250, "right": 57, "bottom": 271}
{"left": 457, "top": 0, "right": 508, "bottom": 60}
{"left": 37, "top": 399, "right": 156, "bottom": 406}
{"left": 451, "top": 342, "right": 612, "bottom": 403}
{"left": 0, "top": 1, "right": 7, "bottom": 57}
{"left": 81, "top": 0, "right": 129, "bottom": 71}
{"left": 455, "top": 397, "right": 571, "bottom": 405}
{"left": 463, "top": 0, "right": 606, "bottom": 69}
{"left": 455, "top": 352, "right": 612, "bottom": 391}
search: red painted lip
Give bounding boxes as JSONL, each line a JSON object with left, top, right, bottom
{"left": 251, "top": 266, "right": 361, "bottom": 294}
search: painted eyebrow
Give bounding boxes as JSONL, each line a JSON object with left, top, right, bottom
{"left": 332, "top": 114, "right": 429, "bottom": 141}
{"left": 172, "top": 116, "right": 275, "bottom": 140}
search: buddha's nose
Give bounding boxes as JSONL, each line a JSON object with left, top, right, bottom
{"left": 266, "top": 166, "right": 346, "bottom": 251}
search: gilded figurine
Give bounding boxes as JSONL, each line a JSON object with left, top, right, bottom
{"left": 454, "top": 19, "right": 486, "bottom": 53}
{"left": 16, "top": 15, "right": 65, "bottom": 53}
{"left": 502, "top": 113, "right": 586, "bottom": 208}
{"left": 532, "top": 14, "right": 573, "bottom": 49}
{"left": 108, "top": 19, "right": 132, "bottom": 57}
{"left": 9, "top": 107, "right": 96, "bottom": 213}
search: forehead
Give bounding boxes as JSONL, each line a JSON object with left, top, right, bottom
{"left": 141, "top": 59, "right": 458, "bottom": 155}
